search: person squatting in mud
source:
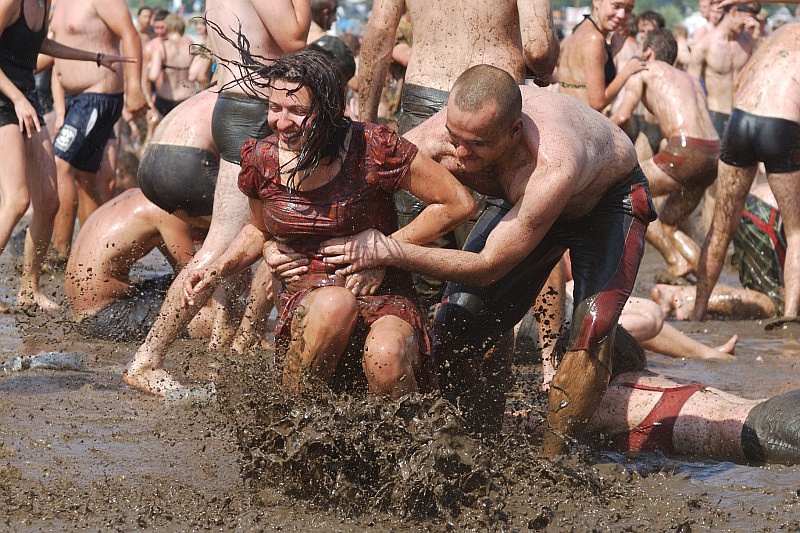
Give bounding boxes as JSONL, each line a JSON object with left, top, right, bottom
{"left": 182, "top": 48, "right": 475, "bottom": 398}
{"left": 318, "top": 65, "right": 658, "bottom": 456}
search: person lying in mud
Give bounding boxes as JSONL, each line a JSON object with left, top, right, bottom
{"left": 318, "top": 64, "right": 658, "bottom": 456}
{"left": 65, "top": 187, "right": 227, "bottom": 343}
{"left": 182, "top": 49, "right": 475, "bottom": 398}
{"left": 612, "top": 29, "right": 720, "bottom": 280}
{"left": 509, "top": 329, "right": 800, "bottom": 465}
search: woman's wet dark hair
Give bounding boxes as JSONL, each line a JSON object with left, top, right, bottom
{"left": 204, "top": 20, "right": 350, "bottom": 190}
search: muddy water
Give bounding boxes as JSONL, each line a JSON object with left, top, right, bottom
{"left": 2, "top": 239, "right": 800, "bottom": 531}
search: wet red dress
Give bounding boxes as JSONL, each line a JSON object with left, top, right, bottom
{"left": 238, "top": 122, "right": 432, "bottom": 388}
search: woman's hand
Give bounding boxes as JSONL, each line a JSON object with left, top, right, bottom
{"left": 265, "top": 242, "right": 309, "bottom": 282}
{"left": 619, "top": 56, "right": 648, "bottom": 80}
{"left": 319, "top": 228, "right": 392, "bottom": 276}
{"left": 345, "top": 267, "right": 386, "bottom": 296}
{"left": 182, "top": 266, "right": 222, "bottom": 307}
{"left": 14, "top": 96, "right": 41, "bottom": 138}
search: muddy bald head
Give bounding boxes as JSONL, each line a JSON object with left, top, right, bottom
{"left": 449, "top": 65, "right": 522, "bottom": 133}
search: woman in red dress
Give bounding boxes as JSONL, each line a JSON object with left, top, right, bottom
{"left": 184, "top": 49, "right": 474, "bottom": 397}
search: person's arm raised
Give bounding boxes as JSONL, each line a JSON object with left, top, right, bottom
{"left": 518, "top": 0, "right": 559, "bottom": 86}
{"left": 252, "top": 0, "right": 311, "bottom": 54}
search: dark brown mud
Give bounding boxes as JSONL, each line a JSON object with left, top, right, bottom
{"left": 2, "top": 240, "right": 800, "bottom": 531}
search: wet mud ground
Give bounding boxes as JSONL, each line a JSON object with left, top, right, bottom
{"left": 2, "top": 230, "right": 800, "bottom": 531}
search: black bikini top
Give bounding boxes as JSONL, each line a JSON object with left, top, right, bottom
{"left": 583, "top": 14, "right": 617, "bottom": 87}
{"left": 0, "top": 0, "right": 48, "bottom": 93}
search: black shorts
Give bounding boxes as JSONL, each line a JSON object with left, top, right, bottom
{"left": 397, "top": 83, "right": 449, "bottom": 135}
{"left": 53, "top": 92, "right": 124, "bottom": 173}
{"left": 75, "top": 276, "right": 172, "bottom": 343}
{"left": 0, "top": 88, "right": 43, "bottom": 128}
{"left": 708, "top": 110, "right": 730, "bottom": 139}
{"left": 211, "top": 91, "right": 271, "bottom": 164}
{"left": 139, "top": 144, "right": 218, "bottom": 217}
{"left": 720, "top": 108, "right": 800, "bottom": 174}
{"left": 154, "top": 94, "right": 182, "bottom": 117}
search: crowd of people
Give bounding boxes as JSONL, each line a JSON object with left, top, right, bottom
{"left": 3, "top": 0, "right": 800, "bottom": 468}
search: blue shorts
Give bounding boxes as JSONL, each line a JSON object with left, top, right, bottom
{"left": 53, "top": 92, "right": 123, "bottom": 173}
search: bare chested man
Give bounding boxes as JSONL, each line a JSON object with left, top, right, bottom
{"left": 319, "top": 65, "right": 657, "bottom": 456}
{"left": 613, "top": 29, "right": 719, "bottom": 278}
{"left": 694, "top": 23, "right": 800, "bottom": 323}
{"left": 358, "top": 0, "right": 558, "bottom": 312}
{"left": 359, "top": 0, "right": 558, "bottom": 127}
{"left": 124, "top": 0, "right": 310, "bottom": 396}
{"left": 688, "top": 2, "right": 759, "bottom": 137}
{"left": 691, "top": 0, "right": 723, "bottom": 44}
{"left": 65, "top": 187, "right": 219, "bottom": 343}
{"left": 48, "top": 0, "right": 148, "bottom": 262}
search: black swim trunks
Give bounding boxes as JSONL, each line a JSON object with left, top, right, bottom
{"left": 211, "top": 91, "right": 271, "bottom": 164}
{"left": 139, "top": 143, "right": 218, "bottom": 217}
{"left": 154, "top": 94, "right": 183, "bottom": 117}
{"left": 75, "top": 276, "right": 172, "bottom": 343}
{"left": 53, "top": 92, "right": 124, "bottom": 173}
{"left": 721, "top": 108, "right": 800, "bottom": 174}
{"left": 708, "top": 110, "right": 730, "bottom": 139}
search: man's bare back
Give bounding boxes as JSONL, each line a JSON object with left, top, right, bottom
{"left": 205, "top": 0, "right": 311, "bottom": 93}
{"left": 358, "top": 0, "right": 557, "bottom": 121}
{"left": 66, "top": 188, "right": 195, "bottom": 319}
{"left": 620, "top": 61, "right": 717, "bottom": 140}
{"left": 733, "top": 23, "right": 800, "bottom": 121}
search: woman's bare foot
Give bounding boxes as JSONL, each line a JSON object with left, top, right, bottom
{"left": 650, "top": 284, "right": 696, "bottom": 320}
{"left": 123, "top": 367, "right": 185, "bottom": 397}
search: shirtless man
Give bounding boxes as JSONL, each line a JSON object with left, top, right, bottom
{"left": 691, "top": 0, "right": 723, "bottom": 44}
{"left": 359, "top": 0, "right": 558, "bottom": 126}
{"left": 124, "top": 0, "right": 310, "bottom": 396}
{"left": 48, "top": 0, "right": 148, "bottom": 261}
{"left": 147, "top": 13, "right": 194, "bottom": 117}
{"left": 65, "top": 187, "right": 218, "bottom": 343}
{"left": 688, "top": 2, "right": 759, "bottom": 137}
{"left": 613, "top": 29, "right": 719, "bottom": 278}
{"left": 137, "top": 89, "right": 272, "bottom": 350}
{"left": 358, "top": 0, "right": 558, "bottom": 311}
{"left": 319, "top": 65, "right": 657, "bottom": 456}
{"left": 694, "top": 23, "right": 800, "bottom": 323}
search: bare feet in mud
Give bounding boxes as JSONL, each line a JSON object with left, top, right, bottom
{"left": 16, "top": 291, "right": 61, "bottom": 313}
{"left": 123, "top": 367, "right": 186, "bottom": 397}
{"left": 651, "top": 283, "right": 695, "bottom": 320}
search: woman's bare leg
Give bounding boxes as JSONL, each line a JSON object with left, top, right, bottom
{"left": 19, "top": 129, "right": 60, "bottom": 310}
{"left": 282, "top": 287, "right": 358, "bottom": 392}
{"left": 362, "top": 315, "right": 420, "bottom": 398}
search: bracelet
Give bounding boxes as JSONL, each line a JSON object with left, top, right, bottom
{"left": 95, "top": 52, "right": 103, "bottom": 67}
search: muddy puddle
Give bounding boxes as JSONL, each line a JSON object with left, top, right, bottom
{"left": 2, "top": 237, "right": 800, "bottom": 531}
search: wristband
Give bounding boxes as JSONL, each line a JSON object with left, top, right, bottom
{"left": 96, "top": 52, "right": 103, "bottom": 67}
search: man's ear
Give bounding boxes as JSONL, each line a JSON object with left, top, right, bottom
{"left": 644, "top": 47, "right": 655, "bottom": 60}
{"left": 510, "top": 118, "right": 523, "bottom": 137}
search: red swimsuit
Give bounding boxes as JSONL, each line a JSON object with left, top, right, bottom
{"left": 238, "top": 122, "right": 432, "bottom": 386}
